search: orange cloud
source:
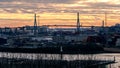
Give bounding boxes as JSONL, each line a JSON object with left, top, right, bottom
{"left": 0, "top": 13, "right": 119, "bottom": 28}
{"left": 0, "top": 0, "right": 120, "bottom": 27}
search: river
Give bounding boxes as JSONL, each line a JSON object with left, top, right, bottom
{"left": 0, "top": 52, "right": 119, "bottom": 68}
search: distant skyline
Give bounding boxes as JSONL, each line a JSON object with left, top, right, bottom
{"left": 0, "top": 0, "right": 120, "bottom": 27}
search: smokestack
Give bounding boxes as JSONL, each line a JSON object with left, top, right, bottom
{"left": 102, "top": 20, "right": 105, "bottom": 32}
{"left": 102, "top": 20, "right": 105, "bottom": 28}
{"left": 34, "top": 14, "right": 37, "bottom": 35}
{"left": 76, "top": 12, "right": 80, "bottom": 33}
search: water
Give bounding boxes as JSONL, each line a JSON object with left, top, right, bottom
{"left": 97, "top": 53, "right": 120, "bottom": 68}
{"left": 0, "top": 52, "right": 119, "bottom": 68}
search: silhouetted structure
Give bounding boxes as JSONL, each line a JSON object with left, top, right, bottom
{"left": 76, "top": 12, "right": 80, "bottom": 33}
{"left": 34, "top": 14, "right": 37, "bottom": 35}
{"left": 102, "top": 20, "right": 105, "bottom": 32}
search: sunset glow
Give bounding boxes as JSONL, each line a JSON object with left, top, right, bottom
{"left": 0, "top": 0, "right": 120, "bottom": 27}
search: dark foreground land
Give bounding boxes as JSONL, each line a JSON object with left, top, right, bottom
{"left": 1, "top": 43, "right": 120, "bottom": 54}
{"left": 0, "top": 43, "right": 103, "bottom": 54}
{"left": 104, "top": 47, "right": 120, "bottom": 53}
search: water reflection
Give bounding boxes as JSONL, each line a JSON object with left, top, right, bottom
{"left": 0, "top": 52, "right": 118, "bottom": 68}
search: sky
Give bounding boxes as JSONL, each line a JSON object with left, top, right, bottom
{"left": 0, "top": 0, "right": 120, "bottom": 27}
